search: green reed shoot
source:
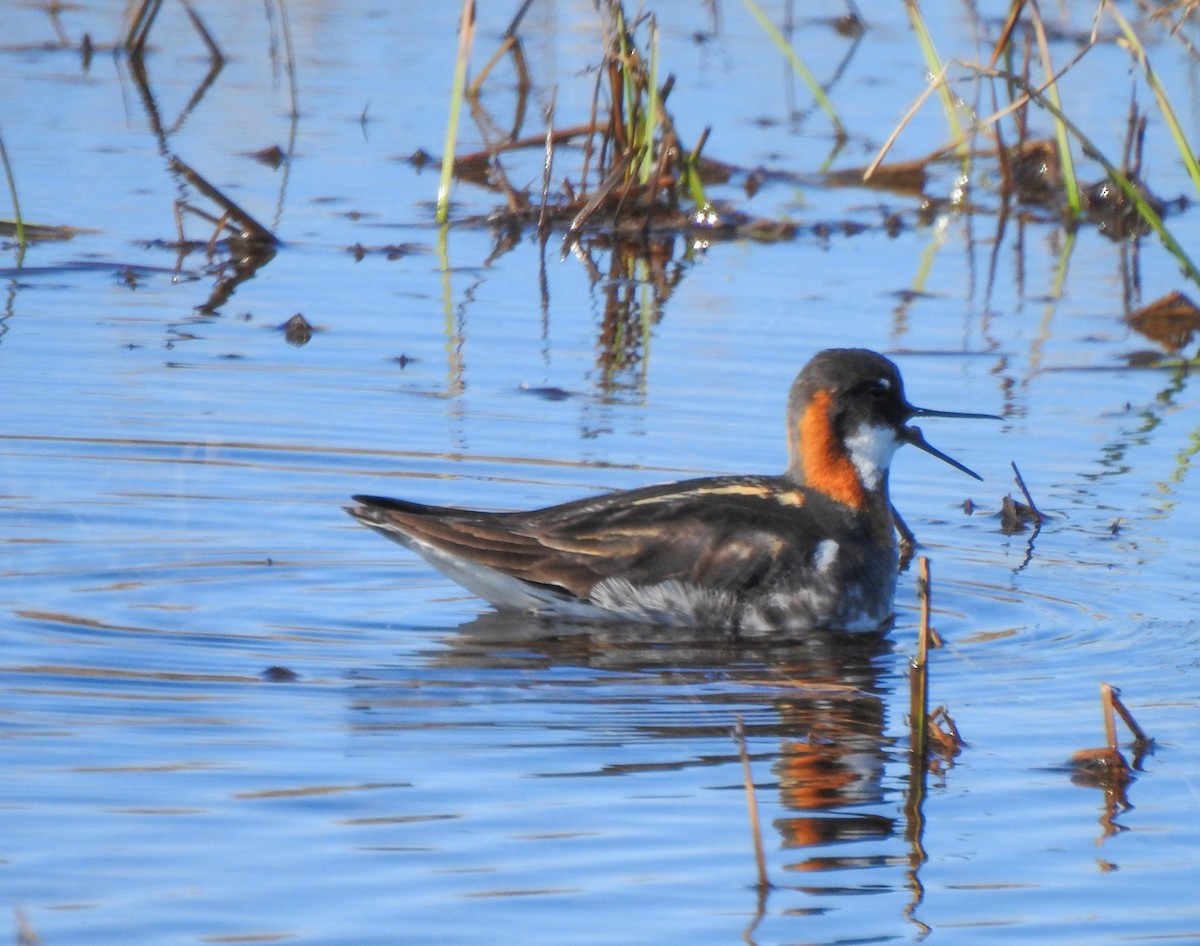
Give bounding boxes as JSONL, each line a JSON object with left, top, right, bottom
{"left": 437, "top": 0, "right": 476, "bottom": 225}
{"left": 681, "top": 127, "right": 712, "bottom": 214}
{"left": 1106, "top": 1, "right": 1200, "bottom": 196}
{"left": 1028, "top": 3, "right": 1081, "bottom": 217}
{"left": 740, "top": 0, "right": 844, "bottom": 138}
{"left": 904, "top": 0, "right": 965, "bottom": 152}
{"left": 610, "top": 6, "right": 660, "bottom": 187}
{"left": 604, "top": 2, "right": 705, "bottom": 211}
{"left": 984, "top": 64, "right": 1200, "bottom": 285}
{"left": 611, "top": 3, "right": 636, "bottom": 155}
{"left": 638, "top": 16, "right": 661, "bottom": 185}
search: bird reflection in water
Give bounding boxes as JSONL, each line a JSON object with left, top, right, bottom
{"left": 412, "top": 612, "right": 899, "bottom": 876}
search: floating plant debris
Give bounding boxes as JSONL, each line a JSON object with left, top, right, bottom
{"left": 279, "top": 312, "right": 315, "bottom": 347}
{"left": 1127, "top": 290, "right": 1200, "bottom": 353}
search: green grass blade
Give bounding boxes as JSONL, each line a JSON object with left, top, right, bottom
{"left": 1106, "top": 1, "right": 1200, "bottom": 196}
{"left": 904, "top": 0, "right": 964, "bottom": 148}
{"left": 987, "top": 65, "right": 1200, "bottom": 285}
{"left": 640, "top": 15, "right": 660, "bottom": 185}
{"left": 1029, "top": 6, "right": 1081, "bottom": 217}
{"left": 436, "top": 0, "right": 476, "bottom": 225}
{"left": 681, "top": 127, "right": 711, "bottom": 213}
{"left": 740, "top": 0, "right": 844, "bottom": 137}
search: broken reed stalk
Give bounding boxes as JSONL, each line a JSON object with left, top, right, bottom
{"left": 1070, "top": 684, "right": 1151, "bottom": 789}
{"left": 564, "top": 151, "right": 634, "bottom": 244}
{"left": 903, "top": 558, "right": 936, "bottom": 858}
{"left": 0, "top": 126, "right": 25, "bottom": 249}
{"left": 917, "top": 556, "right": 944, "bottom": 649}
{"left": 168, "top": 155, "right": 274, "bottom": 243}
{"left": 437, "top": 0, "right": 476, "bottom": 226}
{"left": 909, "top": 557, "right": 933, "bottom": 773}
{"left": 1010, "top": 462, "right": 1045, "bottom": 530}
{"left": 1100, "top": 682, "right": 1118, "bottom": 751}
{"left": 1102, "top": 683, "right": 1152, "bottom": 747}
{"left": 453, "top": 123, "right": 597, "bottom": 168}
{"left": 734, "top": 716, "right": 770, "bottom": 891}
{"left": 917, "top": 556, "right": 934, "bottom": 665}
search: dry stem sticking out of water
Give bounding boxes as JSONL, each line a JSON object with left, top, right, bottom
{"left": 1069, "top": 683, "right": 1153, "bottom": 829}
{"left": 733, "top": 716, "right": 771, "bottom": 892}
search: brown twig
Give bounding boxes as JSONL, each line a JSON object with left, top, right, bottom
{"left": 916, "top": 556, "right": 943, "bottom": 652}
{"left": 562, "top": 151, "right": 634, "bottom": 249}
{"left": 734, "top": 716, "right": 771, "bottom": 891}
{"left": 1104, "top": 683, "right": 1152, "bottom": 746}
{"left": 988, "top": 0, "right": 1028, "bottom": 68}
{"left": 538, "top": 94, "right": 557, "bottom": 238}
{"left": 125, "top": 0, "right": 164, "bottom": 55}
{"left": 168, "top": 155, "right": 275, "bottom": 244}
{"left": 864, "top": 62, "right": 952, "bottom": 181}
{"left": 180, "top": 0, "right": 224, "bottom": 65}
{"left": 1100, "top": 682, "right": 1119, "bottom": 750}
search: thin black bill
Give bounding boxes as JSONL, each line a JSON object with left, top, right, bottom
{"left": 903, "top": 425, "right": 984, "bottom": 481}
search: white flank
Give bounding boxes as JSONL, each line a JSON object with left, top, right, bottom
{"left": 842, "top": 423, "right": 900, "bottom": 491}
{"left": 402, "top": 536, "right": 599, "bottom": 617}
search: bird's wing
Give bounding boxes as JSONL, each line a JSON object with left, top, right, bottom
{"left": 349, "top": 477, "right": 815, "bottom": 600}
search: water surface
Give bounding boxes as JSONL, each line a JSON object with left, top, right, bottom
{"left": 3, "top": 2, "right": 1200, "bottom": 944}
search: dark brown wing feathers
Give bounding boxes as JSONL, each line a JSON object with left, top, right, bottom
{"left": 349, "top": 476, "right": 820, "bottom": 600}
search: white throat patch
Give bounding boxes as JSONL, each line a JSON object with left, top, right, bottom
{"left": 843, "top": 423, "right": 900, "bottom": 491}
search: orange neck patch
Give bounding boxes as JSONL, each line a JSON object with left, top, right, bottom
{"left": 798, "top": 389, "right": 867, "bottom": 509}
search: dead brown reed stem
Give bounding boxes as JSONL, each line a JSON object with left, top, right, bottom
{"left": 469, "top": 0, "right": 533, "bottom": 99}
{"left": 1102, "top": 683, "right": 1151, "bottom": 746}
{"left": 179, "top": 0, "right": 224, "bottom": 65}
{"left": 917, "top": 556, "right": 933, "bottom": 665}
{"left": 1010, "top": 461, "right": 1045, "bottom": 529}
{"left": 538, "top": 94, "right": 557, "bottom": 238}
{"left": 125, "top": 0, "right": 164, "bottom": 54}
{"left": 15, "top": 908, "right": 39, "bottom": 946}
{"left": 907, "top": 559, "right": 933, "bottom": 802}
{"left": 168, "top": 155, "right": 274, "bottom": 244}
{"left": 734, "top": 716, "right": 770, "bottom": 891}
{"left": 988, "top": 0, "right": 1028, "bottom": 68}
{"left": 1100, "top": 682, "right": 1118, "bottom": 750}
{"left": 864, "top": 63, "right": 951, "bottom": 182}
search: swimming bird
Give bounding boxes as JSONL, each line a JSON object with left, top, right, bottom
{"left": 347, "top": 348, "right": 998, "bottom": 632}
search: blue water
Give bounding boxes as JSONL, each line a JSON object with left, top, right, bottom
{"left": 3, "top": 2, "right": 1200, "bottom": 944}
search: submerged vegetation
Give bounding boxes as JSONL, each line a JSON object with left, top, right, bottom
{"left": 430, "top": 0, "right": 1200, "bottom": 324}
{"left": 439, "top": 0, "right": 742, "bottom": 244}
{"left": 6, "top": 0, "right": 1198, "bottom": 369}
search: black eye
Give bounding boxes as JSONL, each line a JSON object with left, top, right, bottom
{"left": 864, "top": 379, "right": 890, "bottom": 401}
